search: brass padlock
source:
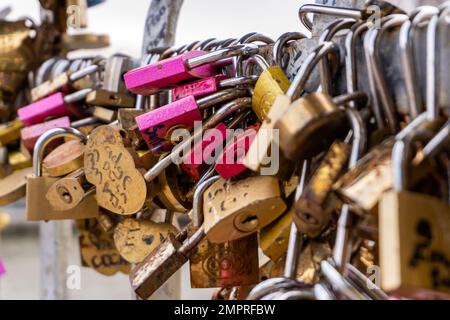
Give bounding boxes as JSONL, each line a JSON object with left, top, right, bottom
{"left": 203, "top": 175, "right": 287, "bottom": 244}
{"left": 86, "top": 89, "right": 136, "bottom": 108}
{"left": 155, "top": 162, "right": 191, "bottom": 213}
{"left": 8, "top": 149, "right": 32, "bottom": 171}
{"left": 189, "top": 176, "right": 259, "bottom": 288}
{"left": 294, "top": 140, "right": 350, "bottom": 238}
{"left": 0, "top": 119, "right": 23, "bottom": 146}
{"left": 0, "top": 167, "right": 32, "bottom": 206}
{"left": 26, "top": 128, "right": 99, "bottom": 221}
{"left": 379, "top": 127, "right": 450, "bottom": 299}
{"left": 274, "top": 92, "right": 347, "bottom": 161}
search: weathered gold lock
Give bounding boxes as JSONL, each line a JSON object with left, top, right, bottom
{"left": 274, "top": 93, "right": 347, "bottom": 161}
{"left": 294, "top": 140, "right": 350, "bottom": 238}
{"left": 155, "top": 162, "right": 191, "bottom": 213}
{"left": 189, "top": 176, "right": 259, "bottom": 288}
{"left": 203, "top": 175, "right": 287, "bottom": 244}
{"left": 86, "top": 89, "right": 136, "bottom": 108}
{"left": 113, "top": 217, "right": 178, "bottom": 264}
{"left": 26, "top": 128, "right": 99, "bottom": 221}
{"left": 8, "top": 148, "right": 32, "bottom": 171}
{"left": 0, "top": 119, "right": 23, "bottom": 146}
{"left": 379, "top": 129, "right": 450, "bottom": 299}
{"left": 259, "top": 209, "right": 293, "bottom": 262}
{"left": 84, "top": 125, "right": 147, "bottom": 215}
{"left": 0, "top": 167, "right": 32, "bottom": 206}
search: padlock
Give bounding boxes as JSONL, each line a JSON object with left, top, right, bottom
{"left": 30, "top": 64, "right": 100, "bottom": 101}
{"left": 42, "top": 139, "right": 85, "bottom": 177}
{"left": 214, "top": 124, "right": 259, "bottom": 179}
{"left": 84, "top": 125, "right": 147, "bottom": 215}
{"left": 113, "top": 217, "right": 178, "bottom": 264}
{"left": 203, "top": 175, "right": 287, "bottom": 244}
{"left": 45, "top": 168, "right": 93, "bottom": 211}
{"left": 180, "top": 123, "right": 228, "bottom": 180}
{"left": 124, "top": 44, "right": 257, "bottom": 95}
{"left": 379, "top": 127, "right": 450, "bottom": 299}
{"left": 26, "top": 127, "right": 99, "bottom": 221}
{"left": 18, "top": 88, "right": 92, "bottom": 126}
{"left": 0, "top": 119, "right": 23, "bottom": 146}
{"left": 294, "top": 140, "right": 350, "bottom": 238}
{"left": 0, "top": 146, "right": 10, "bottom": 178}
{"left": 250, "top": 55, "right": 290, "bottom": 121}
{"left": 244, "top": 42, "right": 338, "bottom": 176}
{"left": 171, "top": 74, "right": 228, "bottom": 101}
{"left": 274, "top": 92, "right": 347, "bottom": 161}
{"left": 188, "top": 176, "right": 259, "bottom": 288}
{"left": 85, "top": 89, "right": 136, "bottom": 108}
{"left": 135, "top": 88, "right": 246, "bottom": 155}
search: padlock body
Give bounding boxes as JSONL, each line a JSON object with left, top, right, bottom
{"left": 136, "top": 96, "right": 202, "bottom": 154}
{"left": 379, "top": 191, "right": 450, "bottom": 299}
{"left": 18, "top": 92, "right": 74, "bottom": 126}
{"left": 172, "top": 75, "right": 227, "bottom": 101}
{"left": 259, "top": 210, "right": 292, "bottom": 262}
{"left": 181, "top": 123, "right": 228, "bottom": 180}
{"left": 215, "top": 125, "right": 259, "bottom": 179}
{"left": 189, "top": 228, "right": 259, "bottom": 288}
{"left": 21, "top": 117, "right": 71, "bottom": 152}
{"left": 124, "top": 51, "right": 217, "bottom": 95}
{"left": 204, "top": 175, "right": 287, "bottom": 243}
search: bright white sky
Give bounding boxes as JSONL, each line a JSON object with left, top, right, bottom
{"left": 1, "top": 0, "right": 312, "bottom": 58}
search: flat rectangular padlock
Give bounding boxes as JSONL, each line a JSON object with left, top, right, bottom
{"left": 30, "top": 64, "right": 100, "bottom": 101}
{"left": 203, "top": 175, "right": 287, "bottom": 244}
{"left": 8, "top": 149, "right": 32, "bottom": 171}
{"left": 92, "top": 106, "right": 117, "bottom": 123}
{"left": 0, "top": 119, "right": 23, "bottom": 146}
{"left": 21, "top": 117, "right": 71, "bottom": 152}
{"left": 171, "top": 74, "right": 228, "bottom": 101}
{"left": 180, "top": 123, "right": 228, "bottom": 180}
{"left": 136, "top": 89, "right": 244, "bottom": 155}
{"left": 125, "top": 50, "right": 219, "bottom": 95}
{"left": 85, "top": 89, "right": 135, "bottom": 108}
{"left": 215, "top": 124, "right": 259, "bottom": 179}
{"left": 124, "top": 44, "right": 257, "bottom": 95}
{"left": 18, "top": 89, "right": 91, "bottom": 126}
{"left": 102, "top": 55, "right": 137, "bottom": 93}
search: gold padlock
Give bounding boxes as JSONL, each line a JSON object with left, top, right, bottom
{"left": 86, "top": 89, "right": 136, "bottom": 108}
{"left": 26, "top": 128, "right": 99, "bottom": 221}
{"left": 0, "top": 119, "right": 23, "bottom": 146}
{"left": 42, "top": 139, "right": 85, "bottom": 177}
{"left": 0, "top": 167, "right": 32, "bottom": 206}
{"left": 259, "top": 209, "right": 293, "bottom": 262}
{"left": 294, "top": 140, "right": 350, "bottom": 238}
{"left": 203, "top": 175, "right": 287, "bottom": 244}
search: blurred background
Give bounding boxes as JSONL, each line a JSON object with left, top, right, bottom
{"left": 0, "top": 0, "right": 311, "bottom": 300}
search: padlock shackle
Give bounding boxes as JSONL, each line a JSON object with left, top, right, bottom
{"left": 185, "top": 44, "right": 259, "bottom": 70}
{"left": 219, "top": 75, "right": 258, "bottom": 88}
{"left": 179, "top": 225, "right": 205, "bottom": 257}
{"left": 235, "top": 54, "right": 269, "bottom": 78}
{"left": 298, "top": 4, "right": 363, "bottom": 32}
{"left": 239, "top": 33, "right": 274, "bottom": 45}
{"left": 272, "top": 32, "right": 307, "bottom": 68}
{"left": 192, "top": 175, "right": 220, "bottom": 228}
{"left": 286, "top": 41, "right": 339, "bottom": 100}
{"left": 319, "top": 19, "right": 356, "bottom": 95}
{"left": 33, "top": 127, "right": 87, "bottom": 177}
{"left": 144, "top": 97, "right": 251, "bottom": 182}
{"left": 64, "top": 88, "right": 94, "bottom": 104}
{"left": 69, "top": 64, "right": 101, "bottom": 82}
{"left": 426, "top": 12, "right": 440, "bottom": 120}
{"left": 197, "top": 88, "right": 247, "bottom": 110}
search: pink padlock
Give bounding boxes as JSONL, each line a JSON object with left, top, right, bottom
{"left": 180, "top": 123, "right": 228, "bottom": 180}
{"left": 215, "top": 124, "right": 260, "bottom": 179}
{"left": 124, "top": 44, "right": 259, "bottom": 95}
{"left": 135, "top": 89, "right": 245, "bottom": 155}
{"left": 17, "top": 89, "right": 91, "bottom": 126}
{"left": 21, "top": 117, "right": 71, "bottom": 152}
{"left": 171, "top": 75, "right": 228, "bottom": 101}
